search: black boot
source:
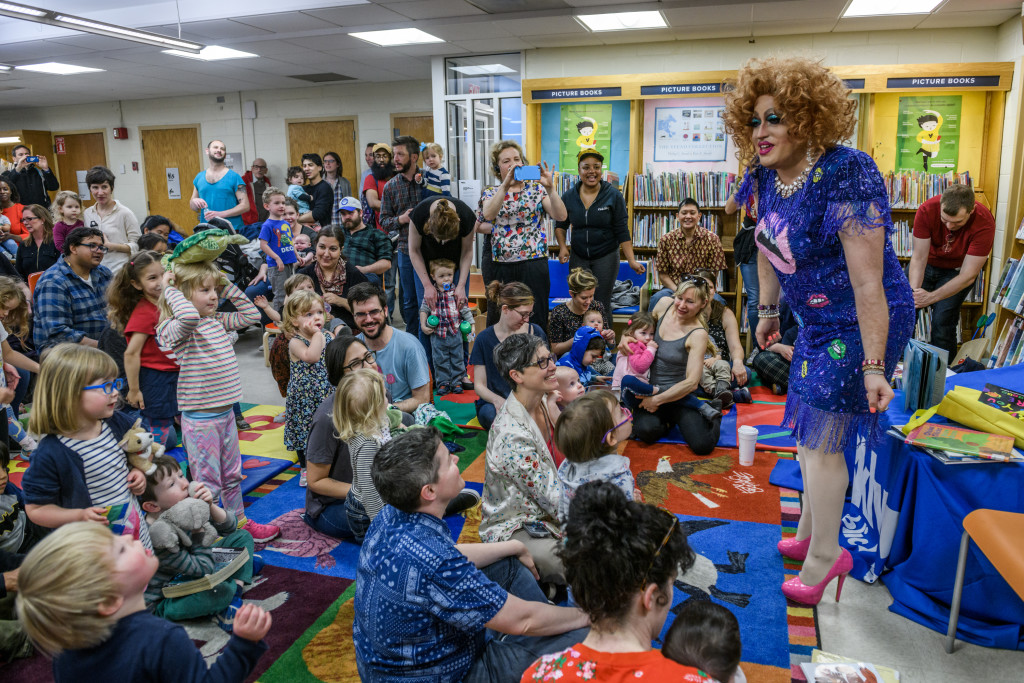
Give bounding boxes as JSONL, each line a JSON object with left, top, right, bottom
{"left": 698, "top": 398, "right": 722, "bottom": 423}
{"left": 715, "top": 380, "right": 734, "bottom": 410}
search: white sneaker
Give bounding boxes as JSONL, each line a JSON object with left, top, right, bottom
{"left": 19, "top": 434, "right": 38, "bottom": 459}
{"left": 299, "top": 468, "right": 307, "bottom": 487}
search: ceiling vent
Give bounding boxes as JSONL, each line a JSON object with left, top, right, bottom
{"left": 289, "top": 72, "right": 356, "bottom": 83}
{"left": 466, "top": 0, "right": 570, "bottom": 13}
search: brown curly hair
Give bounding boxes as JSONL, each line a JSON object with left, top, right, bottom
{"left": 723, "top": 56, "right": 857, "bottom": 166}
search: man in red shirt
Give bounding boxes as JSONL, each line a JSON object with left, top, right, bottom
{"left": 908, "top": 184, "right": 993, "bottom": 359}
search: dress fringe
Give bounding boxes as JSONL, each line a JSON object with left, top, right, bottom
{"left": 782, "top": 391, "right": 882, "bottom": 454}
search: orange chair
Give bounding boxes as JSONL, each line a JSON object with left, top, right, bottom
{"left": 262, "top": 322, "right": 281, "bottom": 367}
{"left": 28, "top": 271, "right": 42, "bottom": 294}
{"left": 946, "top": 509, "right": 1024, "bottom": 652}
{"left": 468, "top": 271, "right": 486, "bottom": 314}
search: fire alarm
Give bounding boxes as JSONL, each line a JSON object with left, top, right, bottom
{"left": 113, "top": 127, "right": 128, "bottom": 139}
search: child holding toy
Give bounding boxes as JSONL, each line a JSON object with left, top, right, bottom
{"left": 156, "top": 257, "right": 279, "bottom": 543}
{"left": 21, "top": 344, "right": 151, "bottom": 549}
{"left": 140, "top": 454, "right": 258, "bottom": 630}
{"left": 418, "top": 258, "right": 475, "bottom": 396}
{"left": 108, "top": 250, "right": 180, "bottom": 448}
{"left": 15, "top": 522, "right": 270, "bottom": 682}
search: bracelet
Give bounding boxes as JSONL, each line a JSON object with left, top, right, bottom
{"left": 757, "top": 310, "right": 780, "bottom": 319}
{"left": 862, "top": 359, "right": 885, "bottom": 371}
{"left": 756, "top": 303, "right": 780, "bottom": 313}
{"left": 862, "top": 367, "right": 886, "bottom": 376}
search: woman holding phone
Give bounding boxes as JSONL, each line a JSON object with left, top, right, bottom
{"left": 477, "top": 140, "right": 567, "bottom": 335}
{"left": 555, "top": 150, "right": 644, "bottom": 327}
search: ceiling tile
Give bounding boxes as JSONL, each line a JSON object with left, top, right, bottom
{"left": 562, "top": 0, "right": 651, "bottom": 5}
{"left": 392, "top": 43, "right": 468, "bottom": 57}
{"left": 381, "top": 0, "right": 486, "bottom": 20}
{"left": 284, "top": 34, "right": 369, "bottom": 51}
{"left": 304, "top": 4, "right": 412, "bottom": 27}
{"left": 752, "top": 19, "right": 837, "bottom": 36}
{"left": 427, "top": 21, "right": 513, "bottom": 40}
{"left": 600, "top": 29, "right": 678, "bottom": 45}
{"left": 675, "top": 26, "right": 754, "bottom": 41}
{"left": 751, "top": 0, "right": 846, "bottom": 21}
{"left": 520, "top": 33, "right": 605, "bottom": 48}
{"left": 663, "top": 6, "right": 755, "bottom": 27}
{"left": 46, "top": 34, "right": 149, "bottom": 52}
{"left": 497, "top": 16, "right": 588, "bottom": 36}
{"left": 915, "top": 9, "right": 1019, "bottom": 30}
{"left": 450, "top": 37, "right": 533, "bottom": 51}
{"left": 177, "top": 19, "right": 274, "bottom": 40}
{"left": 937, "top": 0, "right": 1020, "bottom": 11}
{"left": 232, "top": 11, "right": 342, "bottom": 33}
{"left": 832, "top": 15, "right": 924, "bottom": 32}
{"left": 0, "top": 41, "right": 101, "bottom": 62}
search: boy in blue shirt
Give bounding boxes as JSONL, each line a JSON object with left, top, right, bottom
{"left": 16, "top": 522, "right": 270, "bottom": 683}
{"left": 258, "top": 187, "right": 298, "bottom": 314}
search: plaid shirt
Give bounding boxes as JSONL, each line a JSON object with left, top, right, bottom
{"left": 379, "top": 173, "right": 420, "bottom": 254}
{"left": 33, "top": 257, "right": 112, "bottom": 350}
{"left": 655, "top": 226, "right": 726, "bottom": 284}
{"left": 329, "top": 176, "right": 353, "bottom": 227}
{"left": 343, "top": 224, "right": 393, "bottom": 270}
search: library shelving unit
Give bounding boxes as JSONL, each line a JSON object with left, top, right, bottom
{"left": 521, "top": 62, "right": 1014, "bottom": 346}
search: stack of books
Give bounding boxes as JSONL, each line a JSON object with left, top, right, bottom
{"left": 884, "top": 170, "right": 972, "bottom": 209}
{"left": 991, "top": 257, "right": 1024, "bottom": 314}
{"left": 987, "top": 316, "right": 1024, "bottom": 368}
{"left": 633, "top": 170, "right": 735, "bottom": 207}
{"left": 632, "top": 213, "right": 719, "bottom": 247}
{"left": 891, "top": 219, "right": 913, "bottom": 257}
{"left": 894, "top": 423, "right": 1023, "bottom": 465}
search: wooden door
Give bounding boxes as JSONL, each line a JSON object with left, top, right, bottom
{"left": 392, "top": 114, "right": 435, "bottom": 167}
{"left": 140, "top": 127, "right": 202, "bottom": 234}
{"left": 287, "top": 119, "right": 357, "bottom": 196}
{"left": 52, "top": 132, "right": 106, "bottom": 209}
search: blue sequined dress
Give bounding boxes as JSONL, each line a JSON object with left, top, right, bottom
{"left": 736, "top": 146, "right": 915, "bottom": 452}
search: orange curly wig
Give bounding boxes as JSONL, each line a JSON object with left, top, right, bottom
{"left": 723, "top": 56, "right": 858, "bottom": 166}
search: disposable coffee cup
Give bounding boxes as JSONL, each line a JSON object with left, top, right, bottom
{"left": 737, "top": 425, "right": 758, "bottom": 466}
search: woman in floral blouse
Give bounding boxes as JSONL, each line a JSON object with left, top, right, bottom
{"left": 481, "top": 333, "right": 565, "bottom": 586}
{"left": 522, "top": 481, "right": 714, "bottom": 683}
{"left": 478, "top": 140, "right": 567, "bottom": 335}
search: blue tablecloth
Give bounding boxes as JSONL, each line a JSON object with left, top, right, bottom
{"left": 840, "top": 364, "right": 1024, "bottom": 649}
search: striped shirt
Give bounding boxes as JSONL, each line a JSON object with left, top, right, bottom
{"left": 348, "top": 425, "right": 392, "bottom": 519}
{"left": 59, "top": 424, "right": 152, "bottom": 550}
{"left": 156, "top": 283, "right": 261, "bottom": 411}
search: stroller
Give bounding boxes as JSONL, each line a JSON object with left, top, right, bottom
{"left": 191, "top": 216, "right": 260, "bottom": 290}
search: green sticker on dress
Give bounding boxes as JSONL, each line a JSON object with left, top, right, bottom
{"left": 827, "top": 339, "right": 846, "bottom": 360}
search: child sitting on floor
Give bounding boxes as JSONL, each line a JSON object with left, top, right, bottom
{"left": 140, "top": 455, "right": 258, "bottom": 630}
{"left": 664, "top": 600, "right": 746, "bottom": 683}
{"left": 418, "top": 258, "right": 475, "bottom": 396}
{"left": 15, "top": 522, "right": 270, "bottom": 682}
{"left": 555, "top": 326, "right": 606, "bottom": 388}
{"left": 554, "top": 390, "right": 638, "bottom": 522}
{"left": 612, "top": 312, "right": 660, "bottom": 401}
{"left": 580, "top": 309, "right": 616, "bottom": 377}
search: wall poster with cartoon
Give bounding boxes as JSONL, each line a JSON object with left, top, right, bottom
{"left": 896, "top": 95, "right": 962, "bottom": 174}
{"left": 559, "top": 103, "right": 613, "bottom": 173}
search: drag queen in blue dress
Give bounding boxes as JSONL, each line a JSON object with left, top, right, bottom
{"left": 724, "top": 57, "right": 915, "bottom": 605}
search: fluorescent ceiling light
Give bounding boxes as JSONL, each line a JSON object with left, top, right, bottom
{"left": 0, "top": 64, "right": 12, "bottom": 71}
{"left": 576, "top": 11, "right": 667, "bottom": 32}
{"left": 53, "top": 14, "right": 202, "bottom": 51}
{"left": 16, "top": 62, "right": 104, "bottom": 75}
{"left": 450, "top": 64, "right": 516, "bottom": 76}
{"left": 0, "top": 136, "right": 22, "bottom": 144}
{"left": 349, "top": 28, "right": 443, "bottom": 46}
{"left": 0, "top": 2, "right": 46, "bottom": 18}
{"left": 843, "top": 0, "right": 941, "bottom": 17}
{"left": 163, "top": 45, "right": 258, "bottom": 61}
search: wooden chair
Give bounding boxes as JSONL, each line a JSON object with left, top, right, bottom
{"left": 262, "top": 322, "right": 281, "bottom": 367}
{"left": 468, "top": 272, "right": 486, "bottom": 314}
{"left": 946, "top": 509, "right": 1024, "bottom": 653}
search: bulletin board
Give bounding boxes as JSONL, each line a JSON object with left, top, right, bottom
{"left": 642, "top": 97, "right": 738, "bottom": 171}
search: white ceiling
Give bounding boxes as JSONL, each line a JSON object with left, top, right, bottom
{"left": 0, "top": 0, "right": 1018, "bottom": 107}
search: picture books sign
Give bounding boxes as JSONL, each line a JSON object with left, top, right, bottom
{"left": 652, "top": 106, "right": 727, "bottom": 162}
{"left": 895, "top": 95, "right": 961, "bottom": 174}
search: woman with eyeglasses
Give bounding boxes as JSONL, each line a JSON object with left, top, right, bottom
{"left": 630, "top": 277, "right": 723, "bottom": 455}
{"left": 16, "top": 204, "right": 60, "bottom": 279}
{"left": 522, "top": 480, "right": 713, "bottom": 682}
{"left": 549, "top": 267, "right": 616, "bottom": 356}
{"left": 481, "top": 333, "right": 566, "bottom": 588}
{"left": 470, "top": 281, "right": 546, "bottom": 430}
{"left": 723, "top": 57, "right": 913, "bottom": 605}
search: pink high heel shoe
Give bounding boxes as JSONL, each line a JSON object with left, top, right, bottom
{"left": 777, "top": 536, "right": 811, "bottom": 561}
{"left": 781, "top": 548, "right": 853, "bottom": 606}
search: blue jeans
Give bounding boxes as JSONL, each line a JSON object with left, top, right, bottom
{"left": 345, "top": 490, "right": 372, "bottom": 543}
{"left": 463, "top": 557, "right": 589, "bottom": 683}
{"left": 397, "top": 250, "right": 419, "bottom": 334}
{"left": 414, "top": 269, "right": 469, "bottom": 376}
{"left": 302, "top": 503, "right": 354, "bottom": 539}
{"left": 244, "top": 279, "right": 274, "bottom": 326}
{"left": 475, "top": 400, "right": 497, "bottom": 430}
{"left": 739, "top": 259, "right": 760, "bottom": 342}
{"left": 11, "top": 367, "right": 29, "bottom": 418}
{"left": 0, "top": 238, "right": 18, "bottom": 259}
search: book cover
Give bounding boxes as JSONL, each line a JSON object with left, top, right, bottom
{"left": 996, "top": 319, "right": 1022, "bottom": 368}
{"left": 997, "top": 258, "right": 1019, "bottom": 304}
{"left": 1001, "top": 261, "right": 1024, "bottom": 310}
{"left": 808, "top": 650, "right": 899, "bottom": 683}
{"left": 800, "top": 661, "right": 884, "bottom": 683}
{"left": 978, "top": 383, "right": 1024, "bottom": 418}
{"left": 991, "top": 258, "right": 1015, "bottom": 303}
{"left": 162, "top": 547, "right": 249, "bottom": 598}
{"left": 905, "top": 423, "right": 1015, "bottom": 460}
{"left": 987, "top": 319, "right": 1012, "bottom": 368}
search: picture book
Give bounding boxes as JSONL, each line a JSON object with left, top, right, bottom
{"left": 905, "top": 423, "right": 1015, "bottom": 460}
{"left": 800, "top": 661, "right": 884, "bottom": 683}
{"left": 902, "top": 338, "right": 947, "bottom": 412}
{"left": 162, "top": 547, "right": 249, "bottom": 598}
{"left": 807, "top": 649, "right": 900, "bottom": 683}
{"left": 978, "top": 383, "right": 1024, "bottom": 419}
{"left": 889, "top": 427, "right": 1024, "bottom": 465}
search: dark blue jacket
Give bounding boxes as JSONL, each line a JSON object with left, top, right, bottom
{"left": 556, "top": 180, "right": 630, "bottom": 260}
{"left": 22, "top": 411, "right": 135, "bottom": 511}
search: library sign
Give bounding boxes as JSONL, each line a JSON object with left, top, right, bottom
{"left": 887, "top": 76, "right": 1001, "bottom": 89}
{"left": 531, "top": 87, "right": 622, "bottom": 100}
{"left": 641, "top": 82, "right": 723, "bottom": 96}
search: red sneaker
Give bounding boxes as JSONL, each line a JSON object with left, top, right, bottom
{"left": 242, "top": 518, "right": 280, "bottom": 543}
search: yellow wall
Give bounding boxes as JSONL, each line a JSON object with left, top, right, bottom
{"left": 870, "top": 91, "right": 986, "bottom": 177}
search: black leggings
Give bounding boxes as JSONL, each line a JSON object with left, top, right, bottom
{"left": 632, "top": 397, "right": 721, "bottom": 455}
{"left": 485, "top": 256, "right": 550, "bottom": 335}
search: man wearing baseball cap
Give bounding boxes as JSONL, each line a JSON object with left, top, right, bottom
{"left": 337, "top": 196, "right": 392, "bottom": 286}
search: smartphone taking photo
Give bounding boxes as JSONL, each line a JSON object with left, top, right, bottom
{"left": 513, "top": 165, "right": 541, "bottom": 181}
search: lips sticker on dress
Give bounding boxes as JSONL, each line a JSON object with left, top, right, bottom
{"left": 755, "top": 215, "right": 796, "bottom": 275}
{"left": 807, "top": 293, "right": 830, "bottom": 308}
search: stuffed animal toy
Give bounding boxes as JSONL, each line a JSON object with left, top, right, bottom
{"left": 148, "top": 481, "right": 219, "bottom": 553}
{"left": 118, "top": 418, "right": 166, "bottom": 475}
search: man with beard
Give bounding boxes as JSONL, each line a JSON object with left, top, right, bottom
{"left": 337, "top": 196, "right": 392, "bottom": 286}
{"left": 379, "top": 136, "right": 422, "bottom": 331}
{"left": 347, "top": 282, "right": 430, "bottom": 413}
{"left": 363, "top": 143, "right": 397, "bottom": 314}
{"left": 240, "top": 158, "right": 271, "bottom": 239}
{"left": 189, "top": 140, "right": 249, "bottom": 232}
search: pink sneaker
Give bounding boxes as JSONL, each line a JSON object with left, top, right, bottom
{"left": 242, "top": 518, "right": 280, "bottom": 543}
